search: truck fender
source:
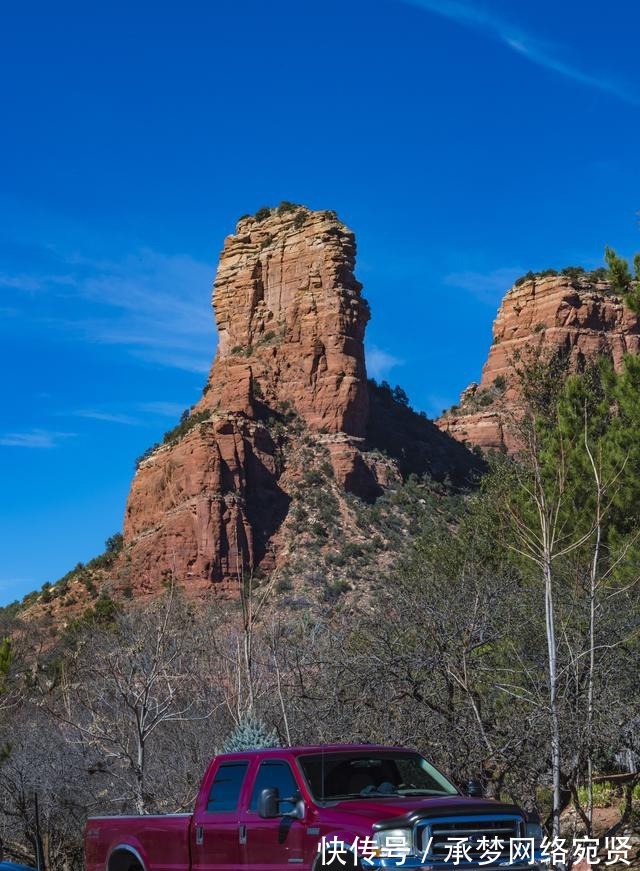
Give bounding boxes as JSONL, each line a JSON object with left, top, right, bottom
{"left": 106, "top": 844, "right": 147, "bottom": 871}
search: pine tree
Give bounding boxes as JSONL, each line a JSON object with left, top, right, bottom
{"left": 604, "top": 246, "right": 640, "bottom": 314}
{"left": 221, "top": 713, "right": 280, "bottom": 753}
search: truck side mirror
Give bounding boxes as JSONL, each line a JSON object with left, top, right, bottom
{"left": 258, "top": 787, "right": 281, "bottom": 819}
{"left": 467, "top": 779, "right": 484, "bottom": 797}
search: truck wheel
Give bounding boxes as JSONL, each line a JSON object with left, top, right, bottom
{"left": 108, "top": 849, "right": 145, "bottom": 871}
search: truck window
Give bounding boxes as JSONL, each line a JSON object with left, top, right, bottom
{"left": 249, "top": 761, "right": 298, "bottom": 813}
{"left": 298, "top": 751, "right": 458, "bottom": 801}
{"left": 207, "top": 761, "right": 249, "bottom": 812}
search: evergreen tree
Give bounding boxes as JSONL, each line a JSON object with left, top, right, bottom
{"left": 221, "top": 712, "right": 280, "bottom": 753}
{"left": 605, "top": 246, "right": 640, "bottom": 314}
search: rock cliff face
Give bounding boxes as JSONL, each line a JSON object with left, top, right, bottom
{"left": 121, "top": 206, "right": 478, "bottom": 594}
{"left": 201, "top": 209, "right": 369, "bottom": 435}
{"left": 438, "top": 273, "right": 640, "bottom": 452}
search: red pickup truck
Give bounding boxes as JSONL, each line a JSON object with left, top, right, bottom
{"left": 84, "top": 744, "right": 543, "bottom": 870}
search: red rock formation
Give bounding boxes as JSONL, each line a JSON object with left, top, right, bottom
{"left": 122, "top": 415, "right": 285, "bottom": 593}
{"left": 122, "top": 207, "right": 375, "bottom": 591}
{"left": 199, "top": 208, "right": 370, "bottom": 435}
{"left": 438, "top": 273, "right": 640, "bottom": 452}
{"left": 121, "top": 205, "right": 480, "bottom": 595}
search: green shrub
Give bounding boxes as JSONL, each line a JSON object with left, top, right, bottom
{"left": 161, "top": 409, "right": 211, "bottom": 446}
{"left": 277, "top": 200, "right": 297, "bottom": 214}
{"left": 340, "top": 541, "right": 364, "bottom": 560}
{"left": 303, "top": 468, "right": 325, "bottom": 487}
{"left": 257, "top": 330, "right": 277, "bottom": 345}
{"left": 590, "top": 266, "right": 608, "bottom": 283}
{"left": 319, "top": 461, "right": 334, "bottom": 479}
{"left": 561, "top": 265, "right": 586, "bottom": 281}
{"left": 135, "top": 443, "right": 160, "bottom": 468}
{"left": 252, "top": 378, "right": 264, "bottom": 399}
{"left": 493, "top": 375, "right": 506, "bottom": 391}
{"left": 105, "top": 533, "right": 123, "bottom": 555}
{"left": 392, "top": 385, "right": 409, "bottom": 406}
{"left": 255, "top": 206, "right": 272, "bottom": 222}
{"left": 514, "top": 270, "right": 536, "bottom": 287}
{"left": 292, "top": 209, "right": 307, "bottom": 229}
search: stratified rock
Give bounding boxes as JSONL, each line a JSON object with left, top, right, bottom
{"left": 438, "top": 273, "right": 640, "bottom": 452}
{"left": 201, "top": 208, "right": 370, "bottom": 435}
{"left": 123, "top": 414, "right": 288, "bottom": 592}
{"left": 121, "top": 205, "right": 479, "bottom": 593}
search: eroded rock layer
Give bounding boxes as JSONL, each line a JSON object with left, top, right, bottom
{"left": 438, "top": 274, "right": 640, "bottom": 452}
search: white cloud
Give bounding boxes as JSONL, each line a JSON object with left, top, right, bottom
{"left": 0, "top": 429, "right": 76, "bottom": 448}
{"left": 0, "top": 273, "right": 44, "bottom": 292}
{"left": 402, "top": 0, "right": 640, "bottom": 106}
{"left": 137, "top": 401, "right": 190, "bottom": 418}
{"left": 57, "top": 402, "right": 194, "bottom": 427}
{"left": 444, "top": 266, "right": 523, "bottom": 304}
{"left": 71, "top": 410, "right": 141, "bottom": 425}
{"left": 5, "top": 247, "right": 217, "bottom": 375}
{"left": 366, "top": 345, "right": 404, "bottom": 380}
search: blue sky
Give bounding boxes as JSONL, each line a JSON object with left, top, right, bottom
{"left": 1, "top": 0, "right": 639, "bottom": 605}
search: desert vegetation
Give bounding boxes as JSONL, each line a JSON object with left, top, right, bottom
{"left": 1, "top": 350, "right": 640, "bottom": 870}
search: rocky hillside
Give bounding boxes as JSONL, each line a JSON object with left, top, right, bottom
{"left": 438, "top": 270, "right": 640, "bottom": 452}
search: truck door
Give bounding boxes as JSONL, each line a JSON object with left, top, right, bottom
{"left": 192, "top": 760, "right": 250, "bottom": 871}
{"left": 240, "top": 759, "right": 307, "bottom": 870}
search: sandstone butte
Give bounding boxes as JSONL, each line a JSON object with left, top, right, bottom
{"left": 437, "top": 272, "right": 640, "bottom": 453}
{"left": 120, "top": 205, "right": 478, "bottom": 596}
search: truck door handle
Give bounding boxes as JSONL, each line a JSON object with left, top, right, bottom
{"left": 196, "top": 825, "right": 204, "bottom": 846}
{"left": 239, "top": 823, "right": 247, "bottom": 845}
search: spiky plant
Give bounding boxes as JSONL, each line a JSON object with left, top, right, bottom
{"left": 221, "top": 712, "right": 280, "bottom": 753}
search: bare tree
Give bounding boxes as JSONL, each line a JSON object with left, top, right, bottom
{"left": 52, "top": 591, "right": 216, "bottom": 814}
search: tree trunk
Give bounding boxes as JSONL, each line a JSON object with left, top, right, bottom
{"left": 135, "top": 735, "right": 145, "bottom": 815}
{"left": 544, "top": 554, "right": 562, "bottom": 838}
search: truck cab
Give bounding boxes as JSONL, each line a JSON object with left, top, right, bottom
{"left": 86, "top": 743, "right": 544, "bottom": 871}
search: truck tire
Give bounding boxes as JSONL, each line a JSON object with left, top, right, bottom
{"left": 108, "top": 849, "right": 145, "bottom": 871}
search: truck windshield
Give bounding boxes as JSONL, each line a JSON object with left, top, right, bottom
{"left": 297, "top": 751, "right": 458, "bottom": 802}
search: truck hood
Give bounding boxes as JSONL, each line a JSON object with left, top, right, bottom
{"left": 319, "top": 795, "right": 523, "bottom": 827}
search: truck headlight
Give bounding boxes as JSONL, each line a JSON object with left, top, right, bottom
{"left": 372, "top": 828, "right": 414, "bottom": 857}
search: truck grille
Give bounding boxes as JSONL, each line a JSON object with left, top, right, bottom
{"left": 417, "top": 814, "right": 523, "bottom": 861}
